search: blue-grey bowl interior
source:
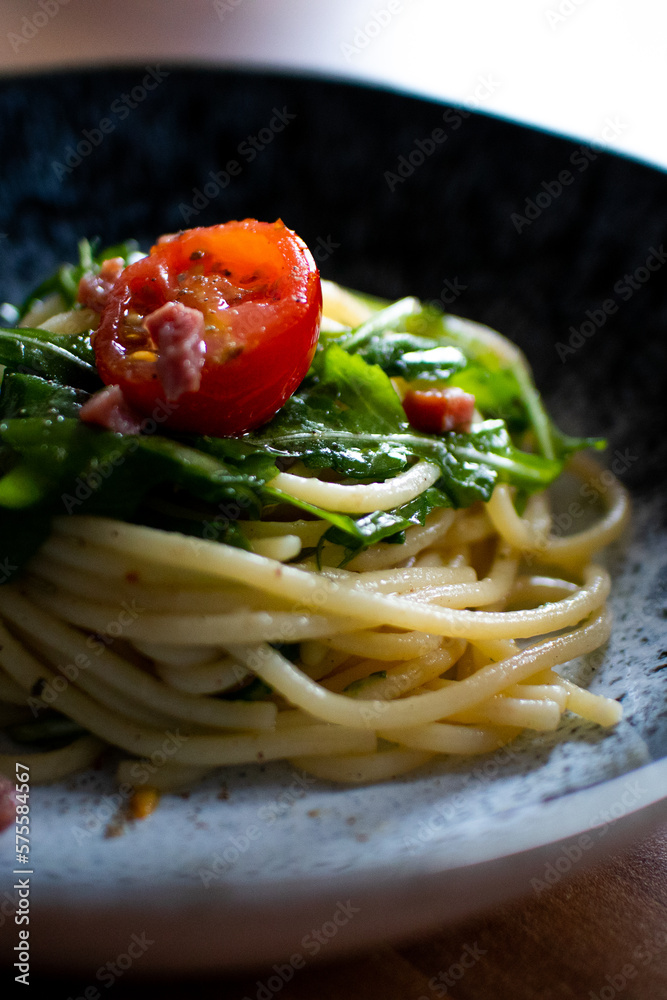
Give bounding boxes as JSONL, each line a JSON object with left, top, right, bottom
{"left": 0, "top": 67, "right": 665, "bottom": 973}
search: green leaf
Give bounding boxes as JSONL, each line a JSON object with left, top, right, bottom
{"left": 0, "top": 509, "right": 53, "bottom": 581}
{"left": 249, "top": 342, "right": 409, "bottom": 479}
{"left": 226, "top": 678, "right": 273, "bottom": 701}
{"left": 344, "top": 671, "right": 387, "bottom": 695}
{"left": 249, "top": 341, "right": 564, "bottom": 519}
{"left": 192, "top": 433, "right": 280, "bottom": 483}
{"left": 325, "top": 297, "right": 602, "bottom": 465}
{"left": 549, "top": 422, "right": 605, "bottom": 461}
{"left": 7, "top": 714, "right": 89, "bottom": 747}
{"left": 261, "top": 484, "right": 371, "bottom": 541}
{"left": 392, "top": 485, "right": 454, "bottom": 525}
{"left": 332, "top": 296, "right": 421, "bottom": 351}
{"left": 0, "top": 278, "right": 602, "bottom": 585}
{"left": 339, "top": 330, "right": 467, "bottom": 383}
{"left": 0, "top": 415, "right": 275, "bottom": 571}
{"left": 0, "top": 327, "right": 101, "bottom": 391}
{"left": 0, "top": 371, "right": 89, "bottom": 420}
{"left": 445, "top": 357, "right": 528, "bottom": 431}
{"left": 310, "top": 342, "right": 407, "bottom": 431}
{"left": 18, "top": 238, "right": 141, "bottom": 319}
{"left": 322, "top": 486, "right": 453, "bottom": 556}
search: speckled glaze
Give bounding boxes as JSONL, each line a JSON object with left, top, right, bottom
{"left": 0, "top": 69, "right": 665, "bottom": 973}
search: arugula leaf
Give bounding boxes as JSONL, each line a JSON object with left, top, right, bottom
{"left": 0, "top": 416, "right": 278, "bottom": 515}
{"left": 445, "top": 356, "right": 528, "bottom": 430}
{"left": 251, "top": 343, "right": 410, "bottom": 479}
{"left": 0, "top": 281, "right": 603, "bottom": 580}
{"left": 18, "top": 238, "right": 141, "bottom": 320}
{"left": 549, "top": 422, "right": 605, "bottom": 461}
{"left": 310, "top": 342, "right": 407, "bottom": 430}
{"left": 340, "top": 331, "right": 467, "bottom": 383}
{"left": 253, "top": 395, "right": 408, "bottom": 480}
{"left": 0, "top": 327, "right": 101, "bottom": 391}
{"left": 320, "top": 485, "right": 455, "bottom": 563}
{"left": 226, "top": 678, "right": 274, "bottom": 701}
{"left": 0, "top": 386, "right": 281, "bottom": 569}
{"left": 136, "top": 500, "right": 252, "bottom": 550}
{"left": 192, "top": 434, "right": 280, "bottom": 483}
{"left": 7, "top": 714, "right": 89, "bottom": 747}
{"left": 250, "top": 342, "right": 562, "bottom": 507}
{"left": 344, "top": 672, "right": 387, "bottom": 695}
{"left": 331, "top": 296, "right": 421, "bottom": 351}
{"left": 413, "top": 306, "right": 606, "bottom": 459}
{"left": 261, "top": 484, "right": 374, "bottom": 542}
{"left": 0, "top": 370, "right": 90, "bottom": 422}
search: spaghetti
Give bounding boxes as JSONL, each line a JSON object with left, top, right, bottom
{"left": 0, "top": 239, "right": 630, "bottom": 794}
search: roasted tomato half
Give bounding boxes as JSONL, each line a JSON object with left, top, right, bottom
{"left": 93, "top": 219, "right": 322, "bottom": 436}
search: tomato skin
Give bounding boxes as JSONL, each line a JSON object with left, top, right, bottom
{"left": 93, "top": 219, "right": 322, "bottom": 437}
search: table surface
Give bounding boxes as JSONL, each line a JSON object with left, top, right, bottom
{"left": 2, "top": 4, "right": 666, "bottom": 995}
{"left": 27, "top": 821, "right": 667, "bottom": 998}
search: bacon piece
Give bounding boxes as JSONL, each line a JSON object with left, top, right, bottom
{"left": 79, "top": 384, "right": 145, "bottom": 435}
{"left": 143, "top": 301, "right": 205, "bottom": 403}
{"left": 402, "top": 387, "right": 476, "bottom": 435}
{"left": 77, "top": 257, "right": 125, "bottom": 313}
{"left": 0, "top": 774, "right": 16, "bottom": 833}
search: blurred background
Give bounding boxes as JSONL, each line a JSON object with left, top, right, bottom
{"left": 0, "top": 0, "right": 665, "bottom": 171}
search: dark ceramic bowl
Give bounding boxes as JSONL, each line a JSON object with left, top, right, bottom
{"left": 0, "top": 68, "right": 665, "bottom": 974}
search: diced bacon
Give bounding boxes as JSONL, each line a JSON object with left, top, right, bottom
{"left": 144, "top": 301, "right": 205, "bottom": 403}
{"left": 77, "top": 257, "right": 125, "bottom": 313}
{"left": 79, "top": 384, "right": 145, "bottom": 435}
{"left": 0, "top": 774, "right": 15, "bottom": 833}
{"left": 402, "top": 386, "right": 476, "bottom": 435}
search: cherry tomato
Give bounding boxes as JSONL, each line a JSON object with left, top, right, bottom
{"left": 93, "top": 219, "right": 322, "bottom": 437}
